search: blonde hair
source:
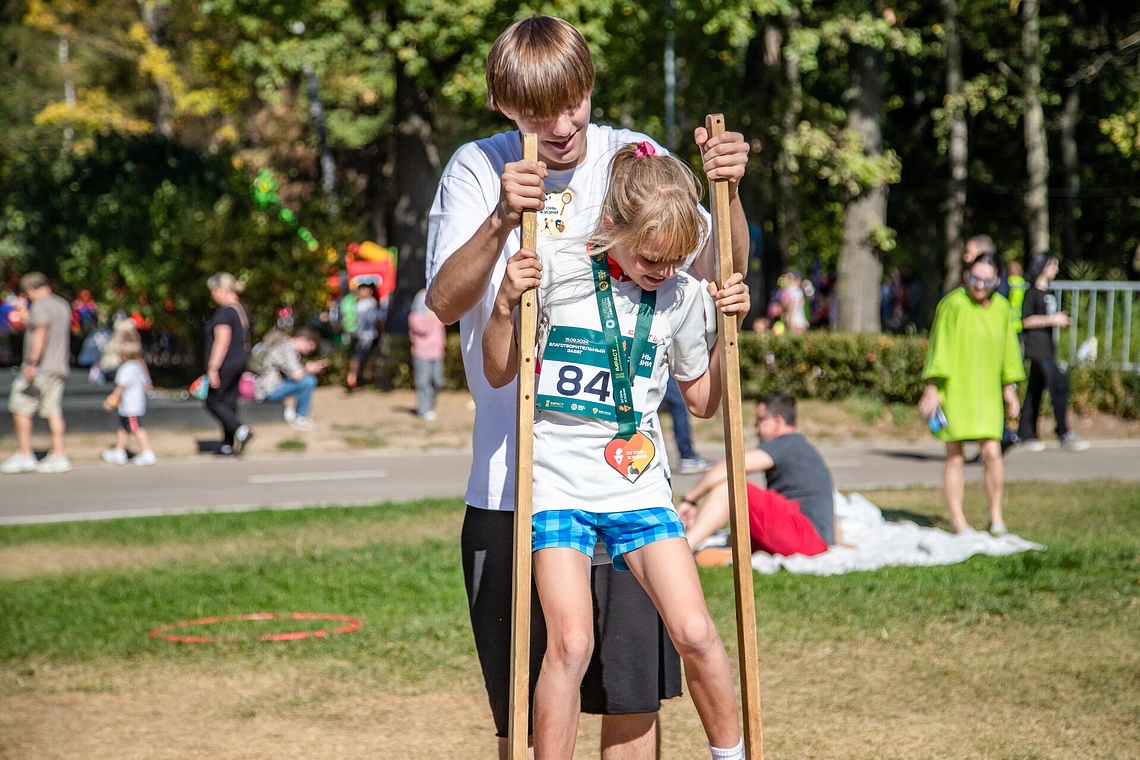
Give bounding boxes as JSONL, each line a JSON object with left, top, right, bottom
{"left": 100, "top": 318, "right": 141, "bottom": 372}
{"left": 485, "top": 16, "right": 595, "bottom": 120}
{"left": 590, "top": 143, "right": 707, "bottom": 264}
{"left": 207, "top": 272, "right": 244, "bottom": 295}
{"left": 118, "top": 336, "right": 143, "bottom": 362}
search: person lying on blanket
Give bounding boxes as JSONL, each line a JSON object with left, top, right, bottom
{"left": 677, "top": 393, "right": 847, "bottom": 564}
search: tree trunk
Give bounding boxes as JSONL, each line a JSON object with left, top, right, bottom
{"left": 1022, "top": 0, "right": 1050, "bottom": 255}
{"left": 942, "top": 0, "right": 967, "bottom": 293}
{"left": 777, "top": 9, "right": 804, "bottom": 268}
{"left": 1060, "top": 85, "right": 1080, "bottom": 261}
{"left": 388, "top": 65, "right": 440, "bottom": 335}
{"left": 142, "top": 0, "right": 174, "bottom": 139}
{"left": 837, "top": 42, "right": 885, "bottom": 333}
{"left": 58, "top": 34, "right": 75, "bottom": 152}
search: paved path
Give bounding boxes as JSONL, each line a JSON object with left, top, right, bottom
{"left": 2, "top": 439, "right": 1138, "bottom": 525}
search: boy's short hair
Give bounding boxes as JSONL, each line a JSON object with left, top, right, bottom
{"left": 759, "top": 393, "right": 797, "bottom": 427}
{"left": 485, "top": 16, "right": 595, "bottom": 120}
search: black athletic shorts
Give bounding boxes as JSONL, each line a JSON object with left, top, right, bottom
{"left": 461, "top": 506, "right": 682, "bottom": 738}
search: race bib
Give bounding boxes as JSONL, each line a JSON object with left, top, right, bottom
{"left": 537, "top": 325, "right": 657, "bottom": 423}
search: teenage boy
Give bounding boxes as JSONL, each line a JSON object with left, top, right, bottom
{"left": 425, "top": 15, "right": 749, "bottom": 759}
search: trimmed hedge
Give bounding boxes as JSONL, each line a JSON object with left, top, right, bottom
{"left": 368, "top": 330, "right": 1139, "bottom": 418}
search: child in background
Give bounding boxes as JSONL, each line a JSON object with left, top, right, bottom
{"left": 101, "top": 335, "right": 156, "bottom": 466}
{"left": 407, "top": 289, "right": 446, "bottom": 420}
{"left": 98, "top": 317, "right": 142, "bottom": 380}
{"left": 483, "top": 142, "right": 748, "bottom": 760}
{"left": 346, "top": 281, "right": 380, "bottom": 391}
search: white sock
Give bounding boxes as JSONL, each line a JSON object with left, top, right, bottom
{"left": 710, "top": 738, "right": 744, "bottom": 760}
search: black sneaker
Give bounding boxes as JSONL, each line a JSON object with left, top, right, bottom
{"left": 1000, "top": 428, "right": 1021, "bottom": 456}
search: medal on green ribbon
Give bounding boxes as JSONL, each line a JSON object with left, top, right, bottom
{"left": 591, "top": 254, "right": 657, "bottom": 482}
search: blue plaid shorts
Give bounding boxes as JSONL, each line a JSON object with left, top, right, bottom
{"left": 532, "top": 507, "right": 686, "bottom": 571}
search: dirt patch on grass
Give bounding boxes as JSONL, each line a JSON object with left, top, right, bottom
{"left": 4, "top": 627, "right": 1136, "bottom": 759}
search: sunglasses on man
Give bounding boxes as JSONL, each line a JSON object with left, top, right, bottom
{"left": 964, "top": 273, "right": 999, "bottom": 289}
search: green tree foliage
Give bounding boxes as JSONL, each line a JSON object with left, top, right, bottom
{"left": 3, "top": 134, "right": 334, "bottom": 349}
{"left": 1, "top": 0, "right": 1138, "bottom": 342}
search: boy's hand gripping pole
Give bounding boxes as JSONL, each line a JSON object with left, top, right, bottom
{"left": 508, "top": 132, "right": 539, "bottom": 760}
{"left": 706, "top": 113, "right": 765, "bottom": 759}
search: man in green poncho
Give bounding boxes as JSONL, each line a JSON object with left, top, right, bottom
{"left": 920, "top": 250, "right": 1026, "bottom": 535}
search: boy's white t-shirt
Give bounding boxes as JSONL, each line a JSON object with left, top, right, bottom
{"left": 426, "top": 123, "right": 674, "bottom": 511}
{"left": 531, "top": 248, "right": 716, "bottom": 514}
{"left": 114, "top": 359, "right": 149, "bottom": 417}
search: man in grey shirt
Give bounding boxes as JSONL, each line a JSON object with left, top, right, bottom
{"left": 3, "top": 272, "right": 73, "bottom": 474}
{"left": 678, "top": 393, "right": 843, "bottom": 558}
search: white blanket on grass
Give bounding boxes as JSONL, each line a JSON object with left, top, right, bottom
{"left": 706, "top": 492, "right": 1045, "bottom": 576}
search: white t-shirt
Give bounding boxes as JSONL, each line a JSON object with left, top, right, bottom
{"left": 425, "top": 123, "right": 674, "bottom": 511}
{"left": 532, "top": 249, "right": 715, "bottom": 514}
{"left": 114, "top": 359, "right": 150, "bottom": 417}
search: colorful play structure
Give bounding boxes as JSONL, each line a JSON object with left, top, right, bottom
{"left": 329, "top": 240, "right": 397, "bottom": 299}
{"left": 251, "top": 167, "right": 397, "bottom": 302}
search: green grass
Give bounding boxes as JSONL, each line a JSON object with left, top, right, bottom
{"left": 2, "top": 483, "right": 1138, "bottom": 694}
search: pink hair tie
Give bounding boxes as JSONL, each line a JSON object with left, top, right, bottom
{"left": 634, "top": 141, "right": 656, "bottom": 158}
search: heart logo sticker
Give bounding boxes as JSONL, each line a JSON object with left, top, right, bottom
{"left": 604, "top": 432, "right": 656, "bottom": 483}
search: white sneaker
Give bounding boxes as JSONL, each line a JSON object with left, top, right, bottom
{"left": 1020, "top": 438, "right": 1047, "bottom": 452}
{"left": 102, "top": 448, "right": 129, "bottom": 465}
{"left": 36, "top": 455, "right": 72, "bottom": 474}
{"left": 677, "top": 457, "right": 713, "bottom": 475}
{"left": 233, "top": 424, "right": 253, "bottom": 455}
{"left": 289, "top": 415, "right": 317, "bottom": 430}
{"left": 420, "top": 410, "right": 437, "bottom": 421}
{"left": 133, "top": 450, "right": 157, "bottom": 467}
{"left": 1, "top": 453, "right": 39, "bottom": 474}
{"left": 1059, "top": 432, "right": 1090, "bottom": 451}
{"left": 283, "top": 406, "right": 297, "bottom": 423}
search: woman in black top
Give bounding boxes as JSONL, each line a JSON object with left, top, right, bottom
{"left": 1016, "top": 253, "right": 1088, "bottom": 451}
{"left": 204, "top": 272, "right": 252, "bottom": 454}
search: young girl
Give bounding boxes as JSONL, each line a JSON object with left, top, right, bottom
{"left": 407, "top": 288, "right": 446, "bottom": 420}
{"left": 483, "top": 142, "right": 748, "bottom": 760}
{"left": 102, "top": 335, "right": 157, "bottom": 466}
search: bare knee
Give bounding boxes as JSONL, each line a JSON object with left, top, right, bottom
{"left": 980, "top": 444, "right": 1003, "bottom": 466}
{"left": 547, "top": 627, "right": 594, "bottom": 676}
{"left": 669, "top": 611, "right": 719, "bottom": 659}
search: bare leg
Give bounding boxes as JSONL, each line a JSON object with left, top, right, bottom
{"left": 346, "top": 357, "right": 360, "bottom": 388}
{"left": 684, "top": 484, "right": 731, "bottom": 550}
{"left": 979, "top": 438, "right": 1004, "bottom": 528}
{"left": 601, "top": 713, "right": 658, "bottom": 760}
{"left": 46, "top": 415, "right": 66, "bottom": 458}
{"left": 134, "top": 427, "right": 152, "bottom": 452}
{"left": 13, "top": 413, "right": 33, "bottom": 456}
{"left": 497, "top": 737, "right": 535, "bottom": 760}
{"left": 532, "top": 548, "right": 594, "bottom": 760}
{"left": 116, "top": 427, "right": 130, "bottom": 451}
{"left": 622, "top": 539, "right": 741, "bottom": 750}
{"left": 943, "top": 440, "right": 968, "bottom": 532}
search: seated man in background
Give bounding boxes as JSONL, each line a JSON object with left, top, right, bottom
{"left": 677, "top": 393, "right": 843, "bottom": 563}
{"left": 253, "top": 327, "right": 328, "bottom": 430}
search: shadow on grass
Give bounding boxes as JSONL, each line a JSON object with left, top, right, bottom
{"left": 880, "top": 509, "right": 941, "bottom": 528}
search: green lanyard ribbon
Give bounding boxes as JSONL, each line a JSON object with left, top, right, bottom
{"left": 590, "top": 253, "right": 657, "bottom": 438}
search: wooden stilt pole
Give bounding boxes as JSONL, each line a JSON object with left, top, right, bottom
{"left": 706, "top": 113, "right": 765, "bottom": 759}
{"left": 508, "top": 132, "right": 540, "bottom": 760}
